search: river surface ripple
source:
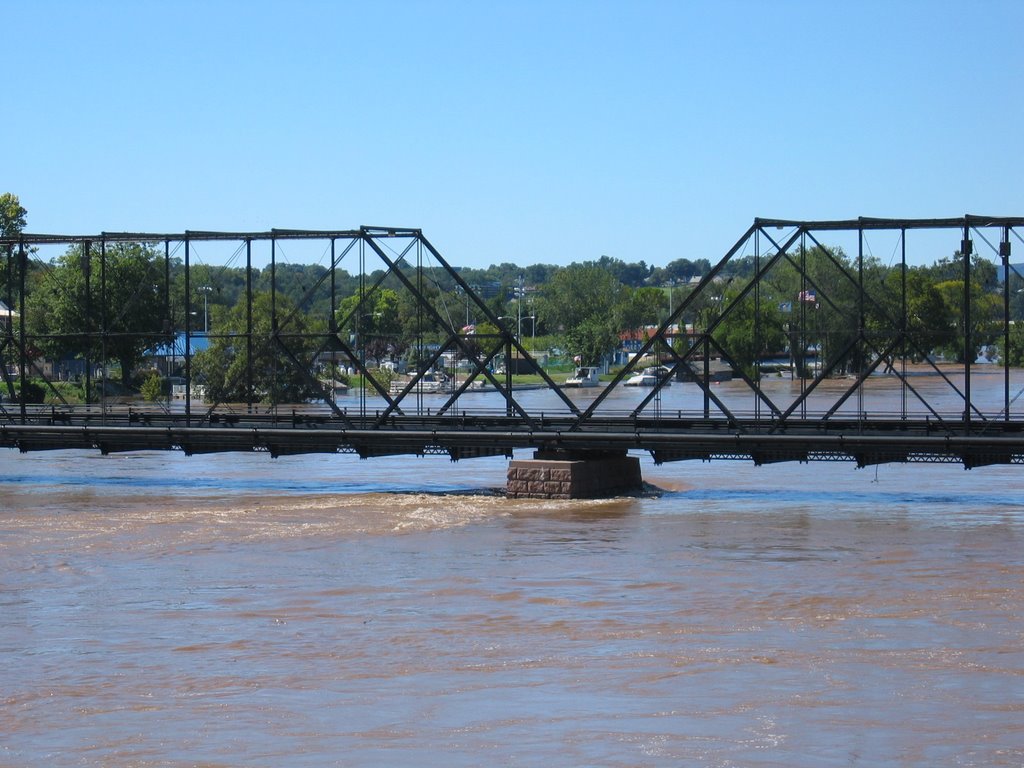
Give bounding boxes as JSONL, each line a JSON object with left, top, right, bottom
{"left": 1, "top": 448, "right": 1023, "bottom": 767}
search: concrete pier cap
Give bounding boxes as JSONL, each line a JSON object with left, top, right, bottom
{"left": 506, "top": 449, "right": 643, "bottom": 499}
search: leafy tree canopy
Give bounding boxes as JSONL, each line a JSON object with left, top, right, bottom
{"left": 193, "top": 292, "right": 324, "bottom": 405}
{"left": 0, "top": 192, "right": 27, "bottom": 239}
{"left": 27, "top": 242, "right": 166, "bottom": 387}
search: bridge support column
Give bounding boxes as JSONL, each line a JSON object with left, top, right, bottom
{"left": 507, "top": 450, "right": 643, "bottom": 499}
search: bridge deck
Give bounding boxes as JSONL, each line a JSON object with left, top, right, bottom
{"left": 3, "top": 406, "right": 1023, "bottom": 468}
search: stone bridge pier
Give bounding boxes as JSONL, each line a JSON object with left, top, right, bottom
{"left": 506, "top": 449, "right": 643, "bottom": 499}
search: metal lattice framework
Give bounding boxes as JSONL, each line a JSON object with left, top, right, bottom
{"left": 2, "top": 216, "right": 1024, "bottom": 467}
{"left": 599, "top": 215, "right": 1024, "bottom": 426}
{"left": 0, "top": 226, "right": 574, "bottom": 427}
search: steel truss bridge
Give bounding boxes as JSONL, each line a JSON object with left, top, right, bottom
{"left": 3, "top": 216, "right": 1024, "bottom": 470}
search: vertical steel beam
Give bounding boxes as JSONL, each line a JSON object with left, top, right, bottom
{"left": 17, "top": 241, "right": 27, "bottom": 423}
{"left": 330, "top": 238, "right": 337, "bottom": 333}
{"left": 246, "top": 238, "right": 253, "bottom": 414}
{"left": 358, "top": 235, "right": 365, "bottom": 417}
{"left": 270, "top": 237, "right": 277, "bottom": 332}
{"left": 1001, "top": 227, "right": 1011, "bottom": 421}
{"left": 799, "top": 231, "right": 807, "bottom": 417}
{"left": 184, "top": 235, "right": 191, "bottom": 425}
{"left": 328, "top": 238, "right": 338, "bottom": 412}
{"left": 417, "top": 237, "right": 425, "bottom": 415}
{"left": 754, "top": 229, "right": 761, "bottom": 421}
{"left": 703, "top": 334, "right": 710, "bottom": 419}
{"left": 271, "top": 236, "right": 277, "bottom": 421}
{"left": 858, "top": 226, "right": 864, "bottom": 417}
{"left": 83, "top": 241, "right": 92, "bottom": 406}
{"left": 901, "top": 228, "right": 907, "bottom": 419}
{"left": 2, "top": 244, "right": 9, "bottom": 317}
{"left": 100, "top": 239, "right": 107, "bottom": 420}
{"left": 962, "top": 224, "right": 972, "bottom": 424}
{"left": 1, "top": 244, "right": 13, "bottom": 404}
{"left": 164, "top": 240, "right": 171, "bottom": 362}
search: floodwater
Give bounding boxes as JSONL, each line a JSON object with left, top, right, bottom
{"left": 2, "top": 376, "right": 1024, "bottom": 766}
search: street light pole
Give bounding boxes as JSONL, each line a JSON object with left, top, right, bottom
{"left": 517, "top": 274, "right": 524, "bottom": 340}
{"left": 198, "top": 285, "right": 212, "bottom": 334}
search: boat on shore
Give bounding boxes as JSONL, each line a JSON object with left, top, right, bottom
{"left": 624, "top": 366, "right": 672, "bottom": 387}
{"left": 389, "top": 371, "right": 453, "bottom": 395}
{"left": 564, "top": 367, "right": 601, "bottom": 388}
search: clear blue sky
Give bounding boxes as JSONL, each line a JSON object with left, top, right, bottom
{"left": 4, "top": 0, "right": 1022, "bottom": 269}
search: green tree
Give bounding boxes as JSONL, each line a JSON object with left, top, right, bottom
{"left": 193, "top": 292, "right": 322, "bottom": 405}
{"left": 28, "top": 242, "right": 167, "bottom": 388}
{"left": 1003, "top": 322, "right": 1024, "bottom": 367}
{"left": 651, "top": 257, "right": 712, "bottom": 284}
{"left": 536, "top": 263, "right": 623, "bottom": 364}
{"left": 905, "top": 270, "right": 957, "bottom": 360}
{"left": 1, "top": 194, "right": 28, "bottom": 314}
{"left": 615, "top": 286, "right": 666, "bottom": 331}
{"left": 594, "top": 255, "right": 652, "bottom": 287}
{"left": 933, "top": 277, "right": 1002, "bottom": 362}
{"left": 336, "top": 287, "right": 406, "bottom": 364}
{"left": 0, "top": 193, "right": 27, "bottom": 239}
{"left": 566, "top": 316, "right": 619, "bottom": 368}
{"left": 140, "top": 371, "right": 165, "bottom": 402}
{"left": 712, "top": 288, "right": 786, "bottom": 378}
{"left": 537, "top": 264, "right": 622, "bottom": 333}
{"left": 757, "top": 244, "right": 869, "bottom": 375}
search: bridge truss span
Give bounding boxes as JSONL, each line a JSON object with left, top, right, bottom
{"left": 3, "top": 216, "right": 1024, "bottom": 470}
